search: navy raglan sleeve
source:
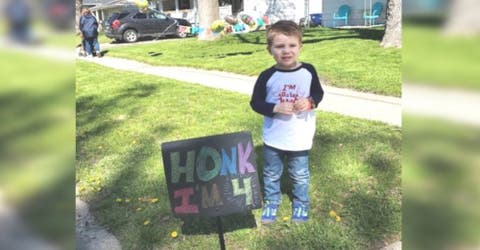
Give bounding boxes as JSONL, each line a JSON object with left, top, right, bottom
{"left": 250, "top": 69, "right": 276, "bottom": 118}
{"left": 305, "top": 64, "right": 324, "bottom": 107}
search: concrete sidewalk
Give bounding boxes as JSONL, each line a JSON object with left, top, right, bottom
{"left": 80, "top": 56, "right": 402, "bottom": 127}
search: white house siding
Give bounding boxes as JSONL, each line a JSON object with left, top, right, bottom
{"left": 322, "top": 0, "right": 386, "bottom": 27}
{"left": 243, "top": 0, "right": 322, "bottom": 24}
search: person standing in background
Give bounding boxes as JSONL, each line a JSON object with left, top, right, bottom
{"left": 79, "top": 8, "right": 101, "bottom": 57}
{"left": 4, "top": 0, "right": 32, "bottom": 44}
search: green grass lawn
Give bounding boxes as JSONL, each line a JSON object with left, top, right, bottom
{"left": 102, "top": 27, "right": 401, "bottom": 96}
{"left": 403, "top": 115, "right": 480, "bottom": 249}
{"left": 0, "top": 49, "right": 75, "bottom": 248}
{"left": 403, "top": 24, "right": 480, "bottom": 90}
{"left": 76, "top": 61, "right": 401, "bottom": 249}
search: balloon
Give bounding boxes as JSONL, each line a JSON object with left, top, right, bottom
{"left": 224, "top": 25, "right": 233, "bottom": 34}
{"left": 233, "top": 23, "right": 245, "bottom": 32}
{"left": 135, "top": 0, "right": 148, "bottom": 11}
{"left": 239, "top": 13, "right": 256, "bottom": 28}
{"left": 256, "top": 18, "right": 264, "bottom": 27}
{"left": 224, "top": 15, "right": 238, "bottom": 25}
{"left": 210, "top": 20, "right": 226, "bottom": 33}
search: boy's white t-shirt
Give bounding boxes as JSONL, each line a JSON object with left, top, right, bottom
{"left": 261, "top": 64, "right": 319, "bottom": 151}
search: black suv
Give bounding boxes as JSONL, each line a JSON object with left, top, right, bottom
{"left": 103, "top": 7, "right": 190, "bottom": 43}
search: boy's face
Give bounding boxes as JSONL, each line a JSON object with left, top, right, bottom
{"left": 268, "top": 33, "right": 302, "bottom": 70}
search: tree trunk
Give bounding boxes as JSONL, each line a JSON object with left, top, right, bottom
{"left": 198, "top": 0, "right": 220, "bottom": 40}
{"left": 443, "top": 0, "right": 480, "bottom": 36}
{"left": 76, "top": 0, "right": 82, "bottom": 34}
{"left": 381, "top": 0, "right": 401, "bottom": 48}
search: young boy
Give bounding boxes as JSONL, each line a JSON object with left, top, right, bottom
{"left": 250, "top": 20, "right": 324, "bottom": 223}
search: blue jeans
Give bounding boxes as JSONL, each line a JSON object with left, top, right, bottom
{"left": 263, "top": 144, "right": 310, "bottom": 207}
{"left": 83, "top": 37, "right": 100, "bottom": 55}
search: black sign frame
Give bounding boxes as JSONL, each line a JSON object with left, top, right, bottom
{"left": 161, "top": 131, "right": 262, "bottom": 217}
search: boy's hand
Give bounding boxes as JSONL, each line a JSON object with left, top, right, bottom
{"left": 293, "top": 98, "right": 311, "bottom": 112}
{"left": 274, "top": 102, "right": 294, "bottom": 115}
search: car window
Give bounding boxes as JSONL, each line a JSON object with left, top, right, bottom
{"left": 148, "top": 11, "right": 167, "bottom": 20}
{"left": 107, "top": 13, "right": 119, "bottom": 24}
{"left": 118, "top": 12, "right": 129, "bottom": 19}
{"left": 108, "top": 12, "right": 129, "bottom": 22}
{"left": 133, "top": 12, "right": 147, "bottom": 19}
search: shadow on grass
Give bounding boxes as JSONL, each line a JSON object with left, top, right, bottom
{"left": 119, "top": 82, "right": 159, "bottom": 98}
{"left": 344, "top": 191, "right": 400, "bottom": 242}
{"left": 214, "top": 50, "right": 263, "bottom": 59}
{"left": 302, "top": 35, "right": 362, "bottom": 44}
{"left": 233, "top": 33, "right": 264, "bottom": 45}
{"left": 0, "top": 84, "right": 73, "bottom": 150}
{"left": 302, "top": 28, "right": 385, "bottom": 44}
{"left": 148, "top": 51, "right": 163, "bottom": 57}
{"left": 19, "top": 167, "right": 75, "bottom": 249}
{"left": 77, "top": 83, "right": 159, "bottom": 129}
{"left": 100, "top": 50, "right": 109, "bottom": 57}
{"left": 0, "top": 79, "right": 75, "bottom": 248}
{"left": 76, "top": 82, "right": 160, "bottom": 147}
{"left": 80, "top": 128, "right": 177, "bottom": 248}
{"left": 353, "top": 28, "right": 385, "bottom": 41}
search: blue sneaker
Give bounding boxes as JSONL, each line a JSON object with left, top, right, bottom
{"left": 261, "top": 202, "right": 278, "bottom": 223}
{"left": 291, "top": 202, "right": 309, "bottom": 223}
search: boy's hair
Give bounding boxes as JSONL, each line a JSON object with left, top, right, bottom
{"left": 266, "top": 20, "right": 302, "bottom": 49}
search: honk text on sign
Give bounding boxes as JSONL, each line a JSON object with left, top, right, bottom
{"left": 161, "top": 131, "right": 262, "bottom": 217}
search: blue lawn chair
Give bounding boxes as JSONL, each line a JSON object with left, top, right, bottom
{"left": 333, "top": 5, "right": 350, "bottom": 27}
{"left": 363, "top": 2, "right": 384, "bottom": 26}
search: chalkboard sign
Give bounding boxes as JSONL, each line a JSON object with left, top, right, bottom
{"left": 161, "top": 131, "right": 262, "bottom": 217}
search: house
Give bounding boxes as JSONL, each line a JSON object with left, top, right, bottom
{"left": 82, "top": 0, "right": 321, "bottom": 25}
{"left": 82, "top": 0, "right": 127, "bottom": 23}
{"left": 236, "top": 0, "right": 387, "bottom": 27}
{"left": 322, "top": 0, "right": 387, "bottom": 27}
{"left": 82, "top": 0, "right": 385, "bottom": 28}
{"left": 242, "top": 0, "right": 322, "bottom": 24}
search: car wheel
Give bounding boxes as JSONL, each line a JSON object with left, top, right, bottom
{"left": 123, "top": 29, "right": 138, "bottom": 43}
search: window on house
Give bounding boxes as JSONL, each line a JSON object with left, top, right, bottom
{"left": 179, "top": 0, "right": 190, "bottom": 9}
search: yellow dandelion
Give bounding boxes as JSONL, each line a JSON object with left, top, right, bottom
{"left": 335, "top": 215, "right": 341, "bottom": 222}
{"left": 79, "top": 186, "right": 86, "bottom": 192}
{"left": 150, "top": 198, "right": 159, "bottom": 203}
{"left": 125, "top": 198, "right": 131, "bottom": 203}
{"left": 143, "top": 220, "right": 150, "bottom": 225}
{"left": 136, "top": 207, "right": 142, "bottom": 211}
{"left": 282, "top": 216, "right": 289, "bottom": 222}
{"left": 171, "top": 231, "right": 178, "bottom": 238}
{"left": 329, "top": 210, "right": 337, "bottom": 218}
{"left": 115, "top": 198, "right": 122, "bottom": 203}
{"left": 132, "top": 140, "right": 137, "bottom": 144}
